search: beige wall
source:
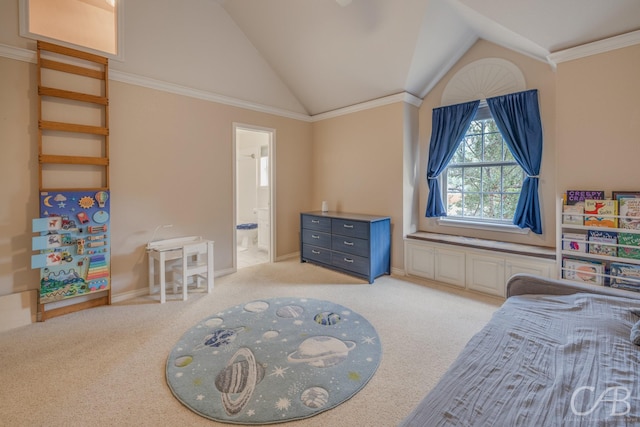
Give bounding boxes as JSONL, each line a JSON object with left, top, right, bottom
{"left": 556, "top": 43, "right": 640, "bottom": 192}
{"left": 0, "top": 57, "right": 39, "bottom": 296}
{"left": 418, "top": 40, "right": 557, "bottom": 248}
{"left": 0, "top": 56, "right": 313, "bottom": 298}
{"left": 312, "top": 103, "right": 406, "bottom": 271}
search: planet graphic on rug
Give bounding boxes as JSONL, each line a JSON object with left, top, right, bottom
{"left": 204, "top": 317, "right": 223, "bottom": 328}
{"left": 276, "top": 305, "right": 304, "bottom": 318}
{"left": 174, "top": 355, "right": 193, "bottom": 368}
{"left": 301, "top": 386, "right": 329, "bottom": 409}
{"left": 244, "top": 301, "right": 269, "bottom": 312}
{"left": 314, "top": 311, "right": 341, "bottom": 325}
{"left": 216, "top": 347, "right": 265, "bottom": 416}
{"left": 262, "top": 330, "right": 279, "bottom": 340}
{"left": 287, "top": 335, "right": 356, "bottom": 368}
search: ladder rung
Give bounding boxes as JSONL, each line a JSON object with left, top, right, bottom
{"left": 39, "top": 58, "right": 105, "bottom": 80}
{"left": 40, "top": 120, "right": 108, "bottom": 135}
{"left": 39, "top": 154, "right": 109, "bottom": 166}
{"left": 39, "top": 86, "right": 108, "bottom": 105}
{"left": 41, "top": 186, "right": 109, "bottom": 192}
{"left": 38, "top": 41, "right": 108, "bottom": 65}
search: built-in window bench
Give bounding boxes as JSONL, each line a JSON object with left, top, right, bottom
{"left": 404, "top": 232, "right": 557, "bottom": 298}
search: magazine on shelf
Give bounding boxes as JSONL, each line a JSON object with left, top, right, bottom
{"left": 562, "top": 205, "right": 584, "bottom": 225}
{"left": 587, "top": 229, "right": 617, "bottom": 257}
{"left": 609, "top": 262, "right": 640, "bottom": 291}
{"left": 562, "top": 258, "right": 605, "bottom": 285}
{"left": 584, "top": 199, "right": 618, "bottom": 228}
{"left": 618, "top": 232, "right": 640, "bottom": 260}
{"left": 566, "top": 190, "right": 605, "bottom": 206}
{"left": 618, "top": 197, "right": 640, "bottom": 230}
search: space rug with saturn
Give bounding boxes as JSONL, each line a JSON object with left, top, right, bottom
{"left": 166, "top": 297, "right": 382, "bottom": 424}
{"left": 31, "top": 190, "right": 111, "bottom": 305}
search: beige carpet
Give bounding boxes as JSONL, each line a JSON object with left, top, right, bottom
{"left": 0, "top": 259, "right": 502, "bottom": 426}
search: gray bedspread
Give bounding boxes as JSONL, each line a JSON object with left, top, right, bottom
{"left": 401, "top": 283, "right": 640, "bottom": 426}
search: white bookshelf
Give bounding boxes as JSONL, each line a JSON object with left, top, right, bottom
{"left": 557, "top": 196, "right": 640, "bottom": 291}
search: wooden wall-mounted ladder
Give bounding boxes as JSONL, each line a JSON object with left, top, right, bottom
{"left": 37, "top": 40, "right": 109, "bottom": 191}
{"left": 35, "top": 41, "right": 111, "bottom": 320}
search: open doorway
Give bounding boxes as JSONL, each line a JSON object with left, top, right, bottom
{"left": 233, "top": 124, "right": 274, "bottom": 269}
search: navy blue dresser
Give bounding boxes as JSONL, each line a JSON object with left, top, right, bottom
{"left": 300, "top": 211, "right": 391, "bottom": 283}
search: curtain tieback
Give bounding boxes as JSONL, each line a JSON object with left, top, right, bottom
{"left": 527, "top": 175, "right": 540, "bottom": 178}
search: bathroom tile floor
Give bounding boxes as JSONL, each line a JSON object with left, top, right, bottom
{"left": 237, "top": 245, "right": 269, "bottom": 269}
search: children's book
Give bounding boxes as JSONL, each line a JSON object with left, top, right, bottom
{"left": 566, "top": 190, "right": 604, "bottom": 206}
{"left": 618, "top": 197, "right": 640, "bottom": 230}
{"left": 609, "top": 262, "right": 640, "bottom": 292}
{"left": 562, "top": 233, "right": 587, "bottom": 253}
{"left": 617, "top": 232, "right": 640, "bottom": 260}
{"left": 562, "top": 258, "right": 605, "bottom": 285}
{"left": 584, "top": 199, "right": 618, "bottom": 228}
{"left": 587, "top": 229, "right": 617, "bottom": 257}
{"left": 562, "top": 204, "right": 584, "bottom": 226}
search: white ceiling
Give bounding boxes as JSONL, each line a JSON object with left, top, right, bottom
{"left": 218, "top": 0, "right": 640, "bottom": 116}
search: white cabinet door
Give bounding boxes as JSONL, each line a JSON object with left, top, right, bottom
{"left": 405, "top": 241, "right": 435, "bottom": 280}
{"left": 466, "top": 252, "right": 505, "bottom": 297}
{"left": 435, "top": 247, "right": 466, "bottom": 288}
{"left": 505, "top": 256, "right": 555, "bottom": 280}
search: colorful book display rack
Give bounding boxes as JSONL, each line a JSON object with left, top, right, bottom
{"left": 560, "top": 191, "right": 640, "bottom": 292}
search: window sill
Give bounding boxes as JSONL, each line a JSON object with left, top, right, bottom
{"left": 437, "top": 217, "right": 530, "bottom": 235}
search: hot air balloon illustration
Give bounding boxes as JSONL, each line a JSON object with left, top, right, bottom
{"left": 95, "top": 191, "right": 109, "bottom": 208}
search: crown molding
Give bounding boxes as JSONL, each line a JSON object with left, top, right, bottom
{"left": 108, "top": 70, "right": 312, "bottom": 122}
{"left": 0, "top": 43, "right": 424, "bottom": 122}
{"left": 547, "top": 29, "right": 640, "bottom": 67}
{"left": 311, "top": 92, "right": 423, "bottom": 122}
{"left": 0, "top": 43, "right": 36, "bottom": 63}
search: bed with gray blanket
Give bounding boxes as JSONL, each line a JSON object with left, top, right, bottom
{"left": 400, "top": 274, "right": 640, "bottom": 426}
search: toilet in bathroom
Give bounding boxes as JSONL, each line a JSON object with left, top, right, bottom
{"left": 236, "top": 223, "right": 258, "bottom": 250}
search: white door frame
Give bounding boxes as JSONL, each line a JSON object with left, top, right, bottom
{"left": 232, "top": 123, "right": 276, "bottom": 269}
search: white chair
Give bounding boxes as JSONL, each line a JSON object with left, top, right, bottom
{"left": 172, "top": 240, "right": 214, "bottom": 300}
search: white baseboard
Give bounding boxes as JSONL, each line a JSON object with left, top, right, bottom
{"left": 276, "top": 252, "right": 300, "bottom": 262}
{"left": 111, "top": 268, "right": 235, "bottom": 302}
{"left": 391, "top": 266, "right": 405, "bottom": 276}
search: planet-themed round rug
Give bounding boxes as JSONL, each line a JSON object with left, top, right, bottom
{"left": 166, "top": 297, "right": 381, "bottom": 424}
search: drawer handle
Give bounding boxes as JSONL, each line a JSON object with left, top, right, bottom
{"left": 343, "top": 241, "right": 354, "bottom": 246}
{"left": 312, "top": 249, "right": 321, "bottom": 254}
{"left": 311, "top": 219, "right": 320, "bottom": 224}
{"left": 343, "top": 257, "right": 354, "bottom": 263}
{"left": 312, "top": 234, "right": 320, "bottom": 239}
{"left": 343, "top": 224, "right": 354, "bottom": 229}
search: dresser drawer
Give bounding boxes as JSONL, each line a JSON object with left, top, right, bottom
{"left": 332, "top": 251, "right": 369, "bottom": 276}
{"left": 301, "top": 214, "right": 331, "bottom": 232}
{"left": 302, "top": 229, "right": 331, "bottom": 249}
{"left": 302, "top": 244, "right": 331, "bottom": 265}
{"left": 332, "top": 219, "right": 369, "bottom": 239}
{"left": 331, "top": 235, "right": 369, "bottom": 257}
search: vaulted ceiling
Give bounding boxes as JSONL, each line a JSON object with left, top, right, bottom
{"left": 218, "top": 0, "right": 640, "bottom": 116}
